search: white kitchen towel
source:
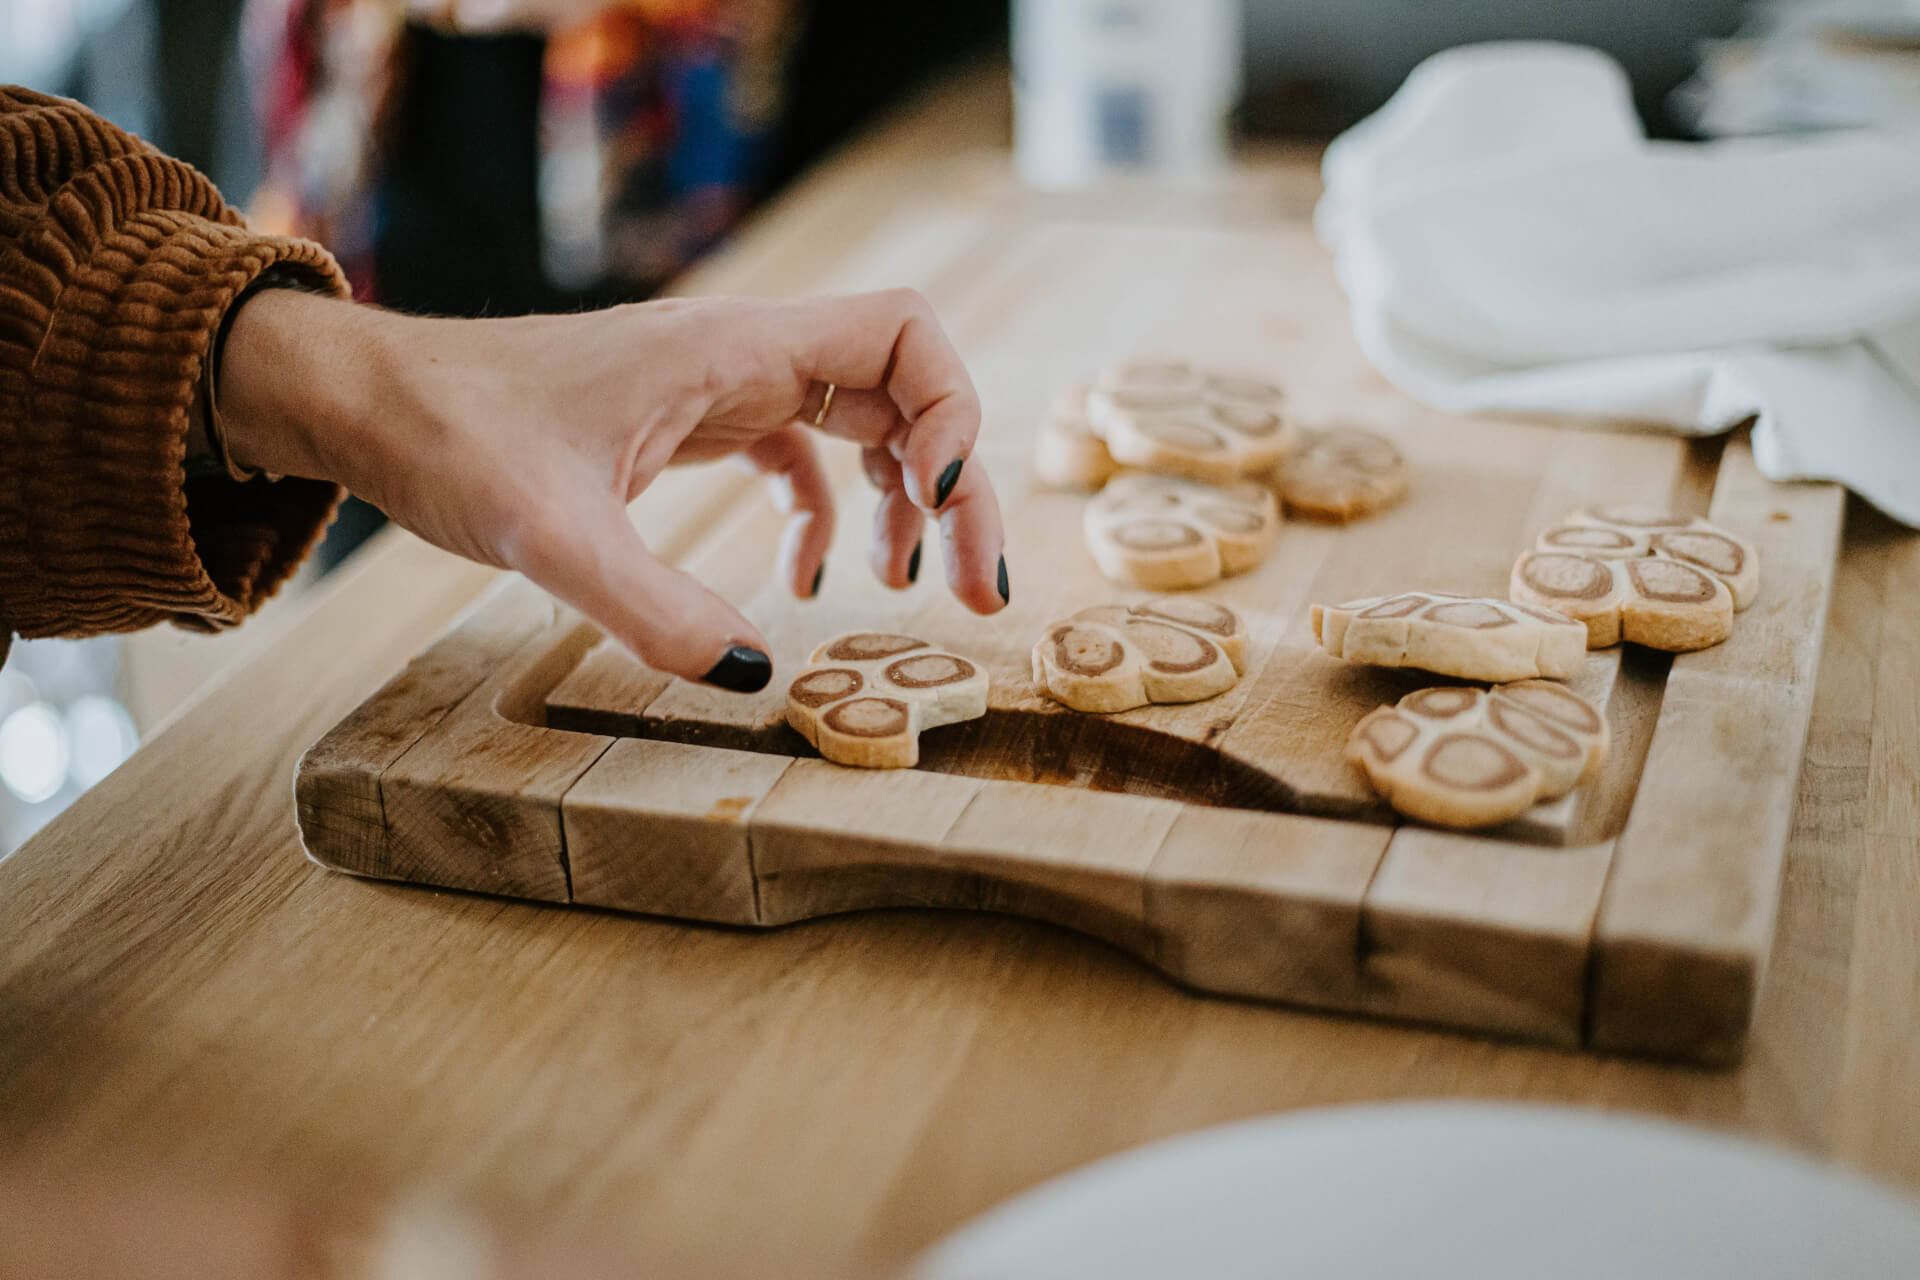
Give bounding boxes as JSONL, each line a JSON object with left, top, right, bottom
{"left": 1315, "top": 41, "right": 1920, "bottom": 527}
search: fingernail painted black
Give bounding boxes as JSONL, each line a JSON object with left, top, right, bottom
{"left": 997, "top": 555, "right": 1010, "bottom": 604}
{"left": 810, "top": 565, "right": 824, "bottom": 598}
{"left": 907, "top": 541, "right": 923, "bottom": 584}
{"left": 935, "top": 458, "right": 964, "bottom": 507}
{"left": 703, "top": 645, "right": 772, "bottom": 693}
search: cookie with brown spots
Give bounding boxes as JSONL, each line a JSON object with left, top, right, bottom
{"left": 1083, "top": 472, "right": 1281, "bottom": 590}
{"left": 1511, "top": 550, "right": 1734, "bottom": 651}
{"left": 1033, "top": 598, "right": 1247, "bottom": 713}
{"left": 1311, "top": 591, "right": 1586, "bottom": 682}
{"left": 1531, "top": 504, "right": 1759, "bottom": 610}
{"left": 786, "top": 633, "right": 989, "bottom": 768}
{"left": 1085, "top": 358, "right": 1295, "bottom": 485}
{"left": 1273, "top": 426, "right": 1408, "bottom": 522}
{"left": 1348, "top": 680, "right": 1610, "bottom": 828}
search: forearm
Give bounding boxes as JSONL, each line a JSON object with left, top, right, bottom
{"left": 218, "top": 290, "right": 404, "bottom": 487}
{"left": 0, "top": 88, "right": 350, "bottom": 647}
{"left": 214, "top": 290, "right": 514, "bottom": 571}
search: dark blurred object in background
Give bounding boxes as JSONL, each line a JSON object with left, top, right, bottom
{"left": 770, "top": 0, "right": 1009, "bottom": 190}
{"left": 375, "top": 30, "right": 558, "bottom": 317}
{"left": 1241, "top": 0, "right": 1752, "bottom": 137}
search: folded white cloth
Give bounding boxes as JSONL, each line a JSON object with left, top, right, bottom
{"left": 1316, "top": 41, "right": 1920, "bottom": 527}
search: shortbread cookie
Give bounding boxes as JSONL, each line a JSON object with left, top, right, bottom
{"left": 1534, "top": 523, "right": 1650, "bottom": 559}
{"left": 1273, "top": 426, "right": 1408, "bottom": 522}
{"left": 1649, "top": 526, "right": 1759, "bottom": 610}
{"left": 1084, "top": 472, "right": 1280, "bottom": 590}
{"left": 1085, "top": 358, "right": 1295, "bottom": 485}
{"left": 1033, "top": 598, "right": 1247, "bottom": 713}
{"left": 1511, "top": 551, "right": 1733, "bottom": 651}
{"left": 1033, "top": 382, "right": 1120, "bottom": 492}
{"left": 1567, "top": 504, "right": 1704, "bottom": 533}
{"left": 1311, "top": 591, "right": 1586, "bottom": 683}
{"left": 786, "top": 633, "right": 989, "bottom": 768}
{"left": 1562, "top": 505, "right": 1760, "bottom": 608}
{"left": 1347, "top": 680, "right": 1610, "bottom": 828}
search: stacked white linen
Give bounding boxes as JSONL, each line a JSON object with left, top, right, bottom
{"left": 1316, "top": 42, "right": 1920, "bottom": 526}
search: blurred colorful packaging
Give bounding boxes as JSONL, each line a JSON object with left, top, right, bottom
{"left": 539, "top": 0, "right": 795, "bottom": 290}
{"left": 245, "top": 0, "right": 797, "bottom": 299}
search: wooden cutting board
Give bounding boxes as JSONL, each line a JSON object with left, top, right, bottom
{"left": 295, "top": 193, "right": 1844, "bottom": 1065}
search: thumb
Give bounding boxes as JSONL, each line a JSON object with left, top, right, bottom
{"left": 512, "top": 507, "right": 773, "bottom": 692}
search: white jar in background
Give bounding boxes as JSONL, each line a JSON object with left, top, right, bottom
{"left": 1014, "top": 0, "right": 1243, "bottom": 189}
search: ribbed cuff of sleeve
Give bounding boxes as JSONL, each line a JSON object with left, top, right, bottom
{"left": 3, "top": 202, "right": 350, "bottom": 642}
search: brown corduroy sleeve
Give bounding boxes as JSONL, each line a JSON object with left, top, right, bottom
{"left": 0, "top": 86, "right": 352, "bottom": 668}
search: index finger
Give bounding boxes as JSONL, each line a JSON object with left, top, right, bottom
{"left": 777, "top": 289, "right": 981, "bottom": 514}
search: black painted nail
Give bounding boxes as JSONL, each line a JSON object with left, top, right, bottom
{"left": 810, "top": 564, "right": 824, "bottom": 598}
{"left": 702, "top": 645, "right": 772, "bottom": 693}
{"left": 997, "top": 554, "right": 1010, "bottom": 604}
{"left": 907, "top": 540, "right": 923, "bottom": 585}
{"left": 935, "top": 457, "right": 964, "bottom": 507}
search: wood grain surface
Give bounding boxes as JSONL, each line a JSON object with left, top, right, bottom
{"left": 1, "top": 65, "right": 1915, "bottom": 1277}
{"left": 319, "top": 415, "right": 1825, "bottom": 1055}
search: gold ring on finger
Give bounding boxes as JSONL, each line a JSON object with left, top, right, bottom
{"left": 812, "top": 382, "right": 837, "bottom": 429}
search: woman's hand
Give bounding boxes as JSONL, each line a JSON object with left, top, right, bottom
{"left": 218, "top": 290, "right": 1007, "bottom": 690}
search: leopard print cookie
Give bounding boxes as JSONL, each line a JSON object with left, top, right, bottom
{"left": 1033, "top": 598, "right": 1247, "bottom": 713}
{"left": 1085, "top": 358, "right": 1295, "bottom": 486}
{"left": 786, "top": 633, "right": 989, "bottom": 768}
{"left": 1347, "top": 680, "right": 1610, "bottom": 828}
{"left": 1510, "top": 551, "right": 1734, "bottom": 651}
{"left": 1083, "top": 472, "right": 1280, "bottom": 590}
{"left": 1273, "top": 426, "right": 1408, "bottom": 523}
{"left": 1311, "top": 591, "right": 1587, "bottom": 683}
{"left": 1561, "top": 505, "right": 1760, "bottom": 609}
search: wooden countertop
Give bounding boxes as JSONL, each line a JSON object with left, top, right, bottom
{"left": 2, "top": 66, "right": 1915, "bottom": 1272}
